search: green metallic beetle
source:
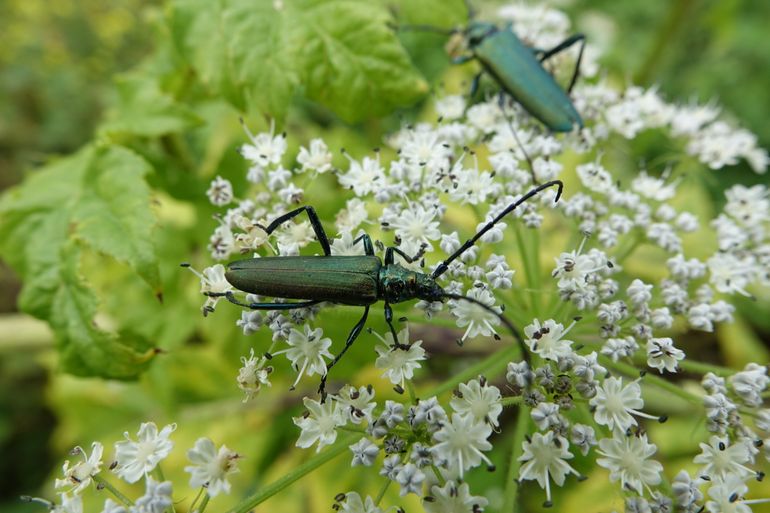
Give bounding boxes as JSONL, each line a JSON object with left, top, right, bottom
{"left": 402, "top": 18, "right": 585, "bottom": 132}
{"left": 202, "top": 180, "right": 563, "bottom": 396}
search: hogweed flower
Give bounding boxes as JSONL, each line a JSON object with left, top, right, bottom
{"left": 184, "top": 437, "right": 241, "bottom": 497}
{"left": 113, "top": 422, "right": 176, "bottom": 484}
{"left": 164, "top": 3, "right": 770, "bottom": 512}
{"left": 54, "top": 443, "right": 103, "bottom": 495}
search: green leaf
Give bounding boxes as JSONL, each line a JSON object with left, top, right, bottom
{"left": 386, "top": 0, "right": 468, "bottom": 28}
{"left": 290, "top": 0, "right": 429, "bottom": 122}
{"left": 170, "top": 0, "right": 428, "bottom": 122}
{"left": 100, "top": 76, "right": 202, "bottom": 137}
{"left": 0, "top": 145, "right": 160, "bottom": 379}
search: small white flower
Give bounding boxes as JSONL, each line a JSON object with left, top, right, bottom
{"left": 339, "top": 492, "right": 383, "bottom": 513}
{"left": 349, "top": 438, "right": 379, "bottom": 467}
{"left": 552, "top": 241, "right": 603, "bottom": 292}
{"left": 335, "top": 385, "right": 376, "bottom": 425}
{"left": 394, "top": 462, "right": 426, "bottom": 496}
{"left": 52, "top": 493, "right": 83, "bottom": 513}
{"left": 646, "top": 337, "right": 685, "bottom": 373}
{"left": 627, "top": 279, "right": 653, "bottom": 306}
{"left": 596, "top": 434, "right": 663, "bottom": 494}
{"left": 693, "top": 436, "right": 754, "bottom": 481}
{"left": 506, "top": 360, "right": 533, "bottom": 388}
{"left": 576, "top": 162, "right": 615, "bottom": 194}
{"left": 524, "top": 319, "right": 575, "bottom": 361}
{"left": 435, "top": 95, "right": 466, "bottom": 120}
{"left": 374, "top": 327, "right": 426, "bottom": 387}
{"left": 707, "top": 253, "right": 755, "bottom": 296}
{"left": 338, "top": 153, "right": 385, "bottom": 197}
{"left": 450, "top": 377, "right": 503, "bottom": 428}
{"left": 184, "top": 263, "right": 233, "bottom": 314}
{"left": 632, "top": 172, "right": 677, "bottom": 201}
{"left": 518, "top": 432, "right": 580, "bottom": 506}
{"left": 275, "top": 219, "right": 315, "bottom": 256}
{"left": 590, "top": 377, "right": 659, "bottom": 432}
{"left": 730, "top": 363, "right": 769, "bottom": 407}
{"left": 335, "top": 198, "right": 369, "bottom": 233}
{"left": 705, "top": 473, "right": 752, "bottom": 513}
{"left": 184, "top": 437, "right": 240, "bottom": 497}
{"left": 277, "top": 324, "right": 333, "bottom": 387}
{"left": 570, "top": 424, "right": 597, "bottom": 456}
{"left": 113, "top": 422, "right": 176, "bottom": 484}
{"left": 431, "top": 413, "right": 493, "bottom": 477}
{"left": 240, "top": 120, "right": 287, "bottom": 168}
{"left": 237, "top": 348, "right": 272, "bottom": 401}
{"left": 671, "top": 470, "right": 705, "bottom": 511}
{"left": 400, "top": 129, "right": 451, "bottom": 173}
{"left": 55, "top": 442, "right": 103, "bottom": 495}
{"left": 134, "top": 477, "right": 173, "bottom": 513}
{"left": 293, "top": 397, "right": 344, "bottom": 452}
{"left": 297, "top": 138, "right": 332, "bottom": 173}
{"left": 330, "top": 231, "right": 366, "bottom": 256}
{"left": 206, "top": 176, "right": 234, "bottom": 206}
{"left": 424, "top": 481, "right": 489, "bottom": 513}
{"left": 450, "top": 288, "right": 501, "bottom": 342}
{"left": 99, "top": 498, "right": 127, "bottom": 513}
{"left": 466, "top": 102, "right": 501, "bottom": 133}
{"left": 389, "top": 203, "right": 441, "bottom": 249}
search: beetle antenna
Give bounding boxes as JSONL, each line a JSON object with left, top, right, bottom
{"left": 432, "top": 180, "right": 563, "bottom": 279}
{"left": 440, "top": 292, "right": 529, "bottom": 365}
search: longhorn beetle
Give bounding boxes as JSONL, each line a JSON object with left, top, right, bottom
{"left": 400, "top": 18, "right": 585, "bottom": 132}
{"left": 199, "top": 180, "right": 563, "bottom": 398}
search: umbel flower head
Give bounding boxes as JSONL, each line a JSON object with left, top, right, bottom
{"left": 181, "top": 2, "right": 770, "bottom": 512}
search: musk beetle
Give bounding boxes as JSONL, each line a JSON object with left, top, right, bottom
{"left": 200, "top": 180, "right": 563, "bottom": 397}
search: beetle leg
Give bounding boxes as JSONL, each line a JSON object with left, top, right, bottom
{"left": 319, "top": 305, "right": 370, "bottom": 400}
{"left": 451, "top": 54, "right": 474, "bottom": 65}
{"left": 469, "top": 71, "right": 483, "bottom": 98}
{"left": 209, "top": 291, "right": 321, "bottom": 311}
{"left": 498, "top": 92, "right": 537, "bottom": 183}
{"left": 383, "top": 302, "right": 400, "bottom": 347}
{"left": 264, "top": 206, "right": 332, "bottom": 256}
{"left": 537, "top": 33, "right": 586, "bottom": 94}
{"left": 384, "top": 244, "right": 427, "bottom": 266}
{"left": 353, "top": 233, "right": 375, "bottom": 256}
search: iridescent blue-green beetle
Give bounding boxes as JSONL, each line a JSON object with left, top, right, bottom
{"left": 197, "top": 181, "right": 563, "bottom": 397}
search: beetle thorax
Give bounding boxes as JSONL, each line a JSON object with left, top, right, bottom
{"left": 465, "top": 21, "right": 498, "bottom": 48}
{"left": 379, "top": 264, "right": 444, "bottom": 304}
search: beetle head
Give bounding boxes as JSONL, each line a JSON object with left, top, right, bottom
{"left": 465, "top": 21, "right": 497, "bottom": 48}
{"left": 414, "top": 272, "right": 445, "bottom": 303}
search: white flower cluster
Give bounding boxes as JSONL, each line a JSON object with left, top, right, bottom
{"left": 182, "top": 3, "right": 770, "bottom": 512}
{"left": 33, "top": 422, "right": 240, "bottom": 513}
{"left": 293, "top": 375, "right": 496, "bottom": 511}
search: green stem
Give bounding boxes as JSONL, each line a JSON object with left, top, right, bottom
{"left": 406, "top": 380, "right": 418, "bottom": 404}
{"left": 93, "top": 476, "right": 133, "bottom": 507}
{"left": 197, "top": 493, "right": 210, "bottom": 513}
{"left": 514, "top": 225, "right": 540, "bottom": 318}
{"left": 503, "top": 405, "right": 529, "bottom": 512}
{"left": 428, "top": 343, "right": 520, "bottom": 397}
{"left": 501, "top": 396, "right": 523, "bottom": 407}
{"left": 188, "top": 487, "right": 205, "bottom": 513}
{"left": 228, "top": 433, "right": 360, "bottom": 513}
{"left": 634, "top": 0, "right": 695, "bottom": 85}
{"left": 612, "top": 231, "right": 643, "bottom": 265}
{"left": 676, "top": 358, "right": 734, "bottom": 377}
{"left": 373, "top": 479, "right": 391, "bottom": 506}
{"left": 152, "top": 465, "right": 166, "bottom": 483}
{"left": 601, "top": 357, "right": 701, "bottom": 405}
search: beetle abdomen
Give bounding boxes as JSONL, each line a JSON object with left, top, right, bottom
{"left": 225, "top": 256, "right": 381, "bottom": 306}
{"left": 475, "top": 29, "right": 582, "bottom": 132}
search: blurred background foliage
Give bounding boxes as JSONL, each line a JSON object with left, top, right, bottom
{"left": 0, "top": 0, "right": 768, "bottom": 512}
